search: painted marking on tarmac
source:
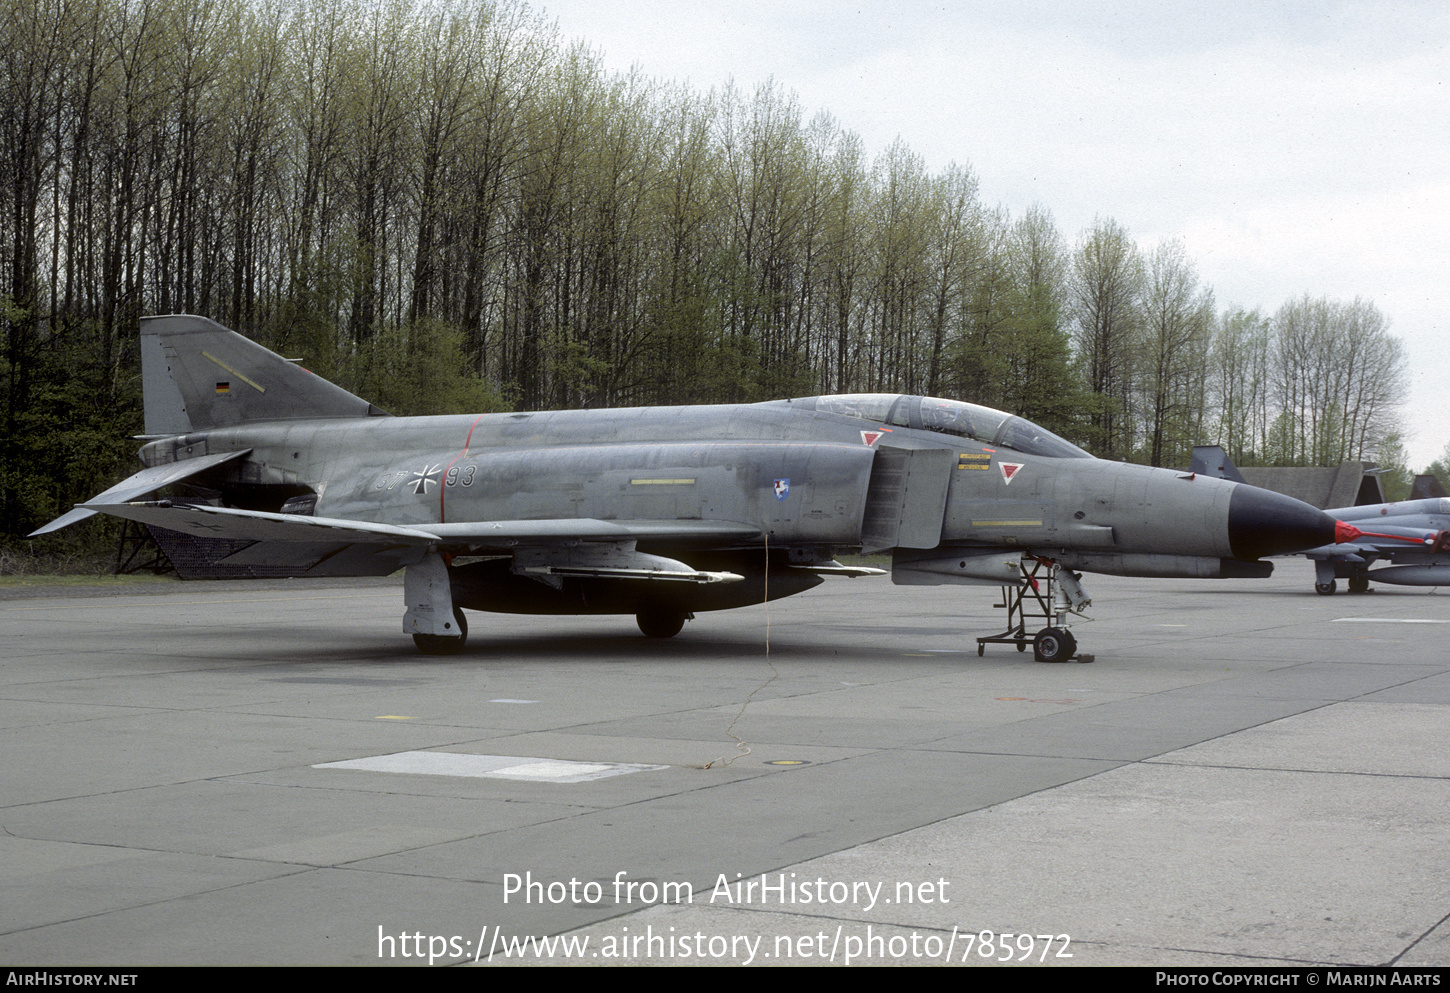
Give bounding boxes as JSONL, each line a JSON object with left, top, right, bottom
{"left": 1332, "top": 617, "right": 1450, "bottom": 624}
{"left": 376, "top": 716, "right": 414, "bottom": 720}
{"left": 315, "top": 751, "right": 667, "bottom": 783}
{"left": 489, "top": 698, "right": 538, "bottom": 704}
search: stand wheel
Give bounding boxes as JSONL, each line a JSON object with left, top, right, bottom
{"left": 1348, "top": 575, "right": 1370, "bottom": 594}
{"left": 1033, "top": 627, "right": 1076, "bottom": 664}
{"left": 637, "top": 609, "right": 688, "bottom": 639}
{"left": 1314, "top": 580, "right": 1337, "bottom": 596}
{"left": 977, "top": 644, "right": 985, "bottom": 657}
{"left": 1017, "top": 641, "right": 1027, "bottom": 652}
{"left": 413, "top": 608, "right": 468, "bottom": 655}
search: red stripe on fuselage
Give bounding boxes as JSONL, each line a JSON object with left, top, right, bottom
{"left": 439, "top": 413, "right": 489, "bottom": 524}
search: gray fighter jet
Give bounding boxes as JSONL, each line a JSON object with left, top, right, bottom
{"left": 33, "top": 316, "right": 1345, "bottom": 660}
{"left": 1304, "top": 497, "right": 1450, "bottom": 594}
{"left": 1189, "top": 445, "right": 1450, "bottom": 594}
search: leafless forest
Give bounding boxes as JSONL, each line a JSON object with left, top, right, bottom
{"left": 1, "top": 0, "right": 1410, "bottom": 546}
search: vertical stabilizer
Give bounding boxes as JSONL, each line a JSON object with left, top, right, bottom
{"left": 140, "top": 314, "right": 386, "bottom": 434}
{"left": 1189, "top": 445, "right": 1247, "bottom": 484}
{"left": 1410, "top": 474, "right": 1449, "bottom": 500}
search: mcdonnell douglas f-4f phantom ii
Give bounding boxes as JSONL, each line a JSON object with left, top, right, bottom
{"left": 1190, "top": 446, "right": 1450, "bottom": 595}
{"left": 34, "top": 316, "right": 1351, "bottom": 660}
{"left": 1306, "top": 498, "right": 1450, "bottom": 594}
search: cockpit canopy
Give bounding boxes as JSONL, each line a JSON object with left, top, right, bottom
{"left": 799, "top": 394, "right": 1092, "bottom": 459}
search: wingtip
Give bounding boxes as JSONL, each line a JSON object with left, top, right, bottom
{"left": 27, "top": 507, "right": 98, "bottom": 537}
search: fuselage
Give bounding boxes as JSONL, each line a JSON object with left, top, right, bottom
{"left": 137, "top": 393, "right": 1334, "bottom": 578}
{"left": 1334, "top": 497, "right": 1450, "bottom": 531}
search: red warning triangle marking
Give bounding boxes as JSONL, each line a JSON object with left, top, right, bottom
{"left": 861, "top": 429, "right": 891, "bottom": 446}
{"left": 1000, "top": 462, "right": 1024, "bottom": 484}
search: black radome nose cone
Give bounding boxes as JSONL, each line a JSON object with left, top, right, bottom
{"left": 1228, "top": 485, "right": 1339, "bottom": 559}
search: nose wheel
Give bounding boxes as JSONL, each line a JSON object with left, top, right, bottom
{"left": 1033, "top": 627, "right": 1077, "bottom": 664}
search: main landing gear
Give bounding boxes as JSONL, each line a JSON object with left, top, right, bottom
{"left": 405, "top": 553, "right": 468, "bottom": 654}
{"left": 637, "top": 608, "right": 693, "bottom": 639}
{"left": 1313, "top": 561, "right": 1372, "bottom": 596}
{"left": 414, "top": 607, "right": 468, "bottom": 655}
{"left": 977, "top": 557, "right": 1094, "bottom": 663}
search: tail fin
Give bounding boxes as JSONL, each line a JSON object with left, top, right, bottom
{"left": 1410, "top": 473, "right": 1449, "bottom": 500}
{"left": 140, "top": 314, "right": 388, "bottom": 435}
{"left": 1190, "top": 444, "right": 1247, "bottom": 484}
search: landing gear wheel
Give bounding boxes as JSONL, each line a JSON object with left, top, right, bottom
{"left": 1348, "top": 575, "right": 1370, "bottom": 594}
{"left": 413, "top": 608, "right": 468, "bottom": 655}
{"left": 1033, "top": 627, "right": 1076, "bottom": 664}
{"left": 637, "top": 609, "right": 687, "bottom": 639}
{"left": 1315, "top": 580, "right": 1337, "bottom": 596}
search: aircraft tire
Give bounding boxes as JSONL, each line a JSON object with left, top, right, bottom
{"left": 413, "top": 608, "right": 468, "bottom": 655}
{"left": 1348, "top": 575, "right": 1370, "bottom": 594}
{"left": 637, "top": 609, "right": 687, "bottom": 639}
{"left": 1033, "top": 627, "right": 1076, "bottom": 664}
{"left": 1314, "top": 580, "right": 1337, "bottom": 596}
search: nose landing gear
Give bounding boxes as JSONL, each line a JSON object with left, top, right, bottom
{"left": 976, "top": 556, "right": 1094, "bottom": 663}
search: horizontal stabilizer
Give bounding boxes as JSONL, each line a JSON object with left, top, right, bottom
{"left": 28, "top": 450, "right": 251, "bottom": 536}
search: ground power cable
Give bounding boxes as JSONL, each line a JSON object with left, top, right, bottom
{"left": 703, "top": 531, "right": 778, "bottom": 769}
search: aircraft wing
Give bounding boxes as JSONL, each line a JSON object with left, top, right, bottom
{"left": 81, "top": 500, "right": 443, "bottom": 544}
{"left": 28, "top": 450, "right": 253, "bottom": 536}
{"left": 79, "top": 500, "right": 762, "bottom": 560}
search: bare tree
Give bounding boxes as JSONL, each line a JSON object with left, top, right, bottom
{"left": 1071, "top": 217, "right": 1142, "bottom": 457}
{"left": 1140, "top": 238, "right": 1213, "bottom": 466}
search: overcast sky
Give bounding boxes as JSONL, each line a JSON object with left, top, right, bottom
{"left": 535, "top": 0, "right": 1450, "bottom": 468}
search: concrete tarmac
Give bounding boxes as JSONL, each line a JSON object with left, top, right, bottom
{"left": 1, "top": 566, "right": 1447, "bottom": 967}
